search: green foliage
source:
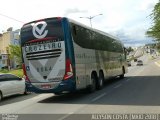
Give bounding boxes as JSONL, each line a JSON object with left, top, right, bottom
{"left": 9, "top": 45, "right": 22, "bottom": 67}
{"left": 156, "top": 43, "right": 160, "bottom": 49}
{"left": 0, "top": 69, "right": 23, "bottom": 77}
{"left": 146, "top": 2, "right": 160, "bottom": 41}
{"left": 9, "top": 69, "right": 23, "bottom": 77}
{"left": 0, "top": 69, "right": 9, "bottom": 73}
{"left": 126, "top": 47, "right": 134, "bottom": 53}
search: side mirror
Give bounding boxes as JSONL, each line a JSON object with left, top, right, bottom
{"left": 18, "top": 77, "right": 23, "bottom": 81}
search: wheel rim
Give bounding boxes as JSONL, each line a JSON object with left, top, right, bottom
{"left": 100, "top": 78, "right": 103, "bottom": 87}
{"left": 0, "top": 93, "right": 2, "bottom": 101}
{"left": 99, "top": 72, "right": 104, "bottom": 88}
{"left": 92, "top": 78, "right": 96, "bottom": 89}
{"left": 91, "top": 77, "right": 96, "bottom": 91}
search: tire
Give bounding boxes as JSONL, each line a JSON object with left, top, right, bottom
{"left": 88, "top": 74, "right": 96, "bottom": 93}
{"left": 24, "top": 87, "right": 30, "bottom": 95}
{"left": 0, "top": 92, "right": 3, "bottom": 102}
{"left": 97, "top": 71, "right": 104, "bottom": 90}
{"left": 120, "top": 67, "right": 125, "bottom": 79}
{"left": 54, "top": 92, "right": 61, "bottom": 95}
{"left": 120, "top": 74, "right": 124, "bottom": 79}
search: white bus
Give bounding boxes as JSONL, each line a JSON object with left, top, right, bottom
{"left": 20, "top": 17, "right": 127, "bottom": 94}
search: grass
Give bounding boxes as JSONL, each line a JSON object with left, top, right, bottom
{"left": 0, "top": 69, "right": 23, "bottom": 77}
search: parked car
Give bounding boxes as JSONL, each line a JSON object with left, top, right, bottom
{"left": 137, "top": 60, "right": 143, "bottom": 66}
{"left": 0, "top": 73, "right": 29, "bottom": 101}
{"left": 134, "top": 58, "right": 137, "bottom": 62}
{"left": 127, "top": 60, "right": 131, "bottom": 66}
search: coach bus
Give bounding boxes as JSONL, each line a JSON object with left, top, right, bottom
{"left": 20, "top": 17, "right": 127, "bottom": 94}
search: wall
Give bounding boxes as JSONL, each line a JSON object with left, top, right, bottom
{"left": 0, "top": 29, "right": 20, "bottom": 69}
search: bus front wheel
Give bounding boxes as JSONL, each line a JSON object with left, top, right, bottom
{"left": 88, "top": 74, "right": 96, "bottom": 93}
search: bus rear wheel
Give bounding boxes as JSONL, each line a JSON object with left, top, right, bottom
{"left": 120, "top": 74, "right": 124, "bottom": 79}
{"left": 0, "top": 92, "right": 3, "bottom": 102}
{"left": 97, "top": 71, "right": 104, "bottom": 90}
{"left": 120, "top": 67, "right": 125, "bottom": 79}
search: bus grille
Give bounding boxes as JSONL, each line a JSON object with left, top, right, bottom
{"left": 26, "top": 49, "right": 62, "bottom": 60}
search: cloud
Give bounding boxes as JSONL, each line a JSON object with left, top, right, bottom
{"left": 137, "top": 0, "right": 158, "bottom": 11}
{"left": 110, "top": 28, "right": 154, "bottom": 46}
{"left": 0, "top": 0, "right": 159, "bottom": 46}
{"left": 64, "top": 8, "right": 88, "bottom": 16}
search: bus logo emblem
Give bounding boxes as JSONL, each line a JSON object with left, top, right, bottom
{"left": 32, "top": 21, "right": 48, "bottom": 39}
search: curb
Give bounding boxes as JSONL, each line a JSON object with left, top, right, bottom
{"left": 155, "top": 61, "right": 160, "bottom": 67}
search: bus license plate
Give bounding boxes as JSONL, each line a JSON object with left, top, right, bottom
{"left": 41, "top": 84, "right": 51, "bottom": 89}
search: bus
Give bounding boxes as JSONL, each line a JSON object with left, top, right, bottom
{"left": 20, "top": 17, "right": 127, "bottom": 94}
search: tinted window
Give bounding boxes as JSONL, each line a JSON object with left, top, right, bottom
{"left": 71, "top": 23, "right": 123, "bottom": 52}
{"left": 21, "top": 18, "right": 64, "bottom": 45}
{"left": 6, "top": 74, "right": 20, "bottom": 81}
{"left": 0, "top": 75, "right": 7, "bottom": 82}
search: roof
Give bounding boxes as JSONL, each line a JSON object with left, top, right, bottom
{"left": 22, "top": 17, "right": 123, "bottom": 45}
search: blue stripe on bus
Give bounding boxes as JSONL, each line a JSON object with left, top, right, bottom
{"left": 61, "top": 18, "right": 75, "bottom": 64}
{"left": 63, "top": 18, "right": 75, "bottom": 65}
{"left": 61, "top": 18, "right": 76, "bottom": 90}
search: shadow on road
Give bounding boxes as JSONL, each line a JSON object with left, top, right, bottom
{"left": 39, "top": 76, "right": 160, "bottom": 106}
{"left": 0, "top": 93, "right": 38, "bottom": 106}
{"left": 1, "top": 75, "right": 160, "bottom": 107}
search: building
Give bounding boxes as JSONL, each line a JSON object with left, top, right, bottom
{"left": 0, "top": 28, "right": 20, "bottom": 70}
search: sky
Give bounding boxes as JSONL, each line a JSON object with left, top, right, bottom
{"left": 0, "top": 0, "right": 159, "bottom": 46}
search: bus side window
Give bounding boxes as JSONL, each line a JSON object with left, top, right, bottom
{"left": 73, "top": 26, "right": 77, "bottom": 35}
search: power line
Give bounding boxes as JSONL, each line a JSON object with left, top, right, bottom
{"left": 0, "top": 13, "right": 24, "bottom": 24}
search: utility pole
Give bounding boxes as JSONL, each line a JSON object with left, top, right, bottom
{"left": 80, "top": 14, "right": 103, "bottom": 28}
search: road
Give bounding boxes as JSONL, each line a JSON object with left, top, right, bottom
{"left": 0, "top": 54, "right": 160, "bottom": 120}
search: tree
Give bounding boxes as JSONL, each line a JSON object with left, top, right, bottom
{"left": 146, "top": 2, "right": 160, "bottom": 41}
{"left": 126, "top": 47, "right": 134, "bottom": 55}
{"left": 128, "top": 47, "right": 134, "bottom": 52}
{"left": 9, "top": 45, "right": 22, "bottom": 68}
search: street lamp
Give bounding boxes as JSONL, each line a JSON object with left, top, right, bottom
{"left": 80, "top": 14, "right": 103, "bottom": 28}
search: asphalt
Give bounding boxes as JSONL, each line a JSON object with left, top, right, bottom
{"left": 0, "top": 54, "right": 160, "bottom": 120}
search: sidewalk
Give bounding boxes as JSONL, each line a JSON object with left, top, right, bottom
{"left": 148, "top": 54, "right": 157, "bottom": 60}
{"left": 156, "top": 60, "right": 160, "bottom": 66}
{"left": 154, "top": 56, "right": 160, "bottom": 67}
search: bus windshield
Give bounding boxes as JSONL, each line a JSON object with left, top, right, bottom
{"left": 21, "top": 18, "right": 64, "bottom": 45}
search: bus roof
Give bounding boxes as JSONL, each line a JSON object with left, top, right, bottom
{"left": 22, "top": 17, "right": 123, "bottom": 46}
{"left": 68, "top": 18, "right": 123, "bottom": 46}
{"left": 68, "top": 18, "right": 120, "bottom": 40}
